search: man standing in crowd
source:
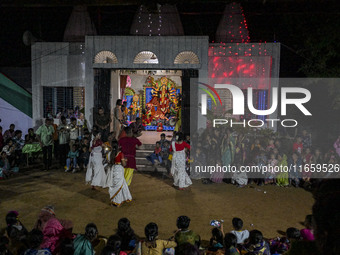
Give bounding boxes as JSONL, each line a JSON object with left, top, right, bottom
{"left": 58, "top": 116, "right": 70, "bottom": 169}
{"left": 36, "top": 118, "right": 54, "bottom": 171}
{"left": 51, "top": 118, "right": 59, "bottom": 160}
{"left": 94, "top": 107, "right": 111, "bottom": 142}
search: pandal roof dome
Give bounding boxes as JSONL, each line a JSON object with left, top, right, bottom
{"left": 215, "top": 2, "right": 250, "bottom": 43}
{"left": 130, "top": 4, "right": 184, "bottom": 36}
{"left": 63, "top": 5, "right": 97, "bottom": 42}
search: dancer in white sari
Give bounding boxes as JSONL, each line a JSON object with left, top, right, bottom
{"left": 170, "top": 133, "right": 192, "bottom": 190}
{"left": 86, "top": 132, "right": 106, "bottom": 189}
{"left": 106, "top": 141, "right": 132, "bottom": 207}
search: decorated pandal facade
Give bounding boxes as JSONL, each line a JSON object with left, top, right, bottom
{"left": 122, "top": 74, "right": 181, "bottom": 131}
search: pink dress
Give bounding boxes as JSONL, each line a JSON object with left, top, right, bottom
{"left": 40, "top": 218, "right": 66, "bottom": 254}
{"left": 300, "top": 229, "right": 314, "bottom": 241}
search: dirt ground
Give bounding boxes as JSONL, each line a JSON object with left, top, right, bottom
{"left": 0, "top": 168, "right": 314, "bottom": 242}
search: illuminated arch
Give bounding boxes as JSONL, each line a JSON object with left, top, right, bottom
{"left": 94, "top": 51, "right": 118, "bottom": 63}
{"left": 174, "top": 51, "right": 200, "bottom": 64}
{"left": 133, "top": 51, "right": 159, "bottom": 64}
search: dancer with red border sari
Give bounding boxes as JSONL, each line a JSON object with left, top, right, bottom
{"left": 106, "top": 141, "right": 132, "bottom": 207}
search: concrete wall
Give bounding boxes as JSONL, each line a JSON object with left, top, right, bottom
{"left": 31, "top": 42, "right": 86, "bottom": 128}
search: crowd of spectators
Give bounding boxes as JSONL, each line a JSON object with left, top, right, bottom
{"left": 1, "top": 179, "right": 339, "bottom": 255}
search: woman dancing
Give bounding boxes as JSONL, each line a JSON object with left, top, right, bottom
{"left": 106, "top": 141, "right": 132, "bottom": 207}
{"left": 86, "top": 131, "right": 106, "bottom": 190}
{"left": 170, "top": 132, "right": 192, "bottom": 190}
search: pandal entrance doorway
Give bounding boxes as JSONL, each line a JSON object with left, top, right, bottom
{"left": 120, "top": 70, "right": 182, "bottom": 133}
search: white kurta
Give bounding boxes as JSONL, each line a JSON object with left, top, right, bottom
{"left": 85, "top": 146, "right": 106, "bottom": 187}
{"left": 171, "top": 141, "right": 192, "bottom": 188}
{"left": 108, "top": 164, "right": 132, "bottom": 205}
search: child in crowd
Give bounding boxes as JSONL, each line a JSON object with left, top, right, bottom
{"left": 302, "top": 148, "right": 313, "bottom": 182}
{"left": 5, "top": 211, "right": 29, "bottom": 254}
{"left": 146, "top": 142, "right": 162, "bottom": 166}
{"left": 231, "top": 166, "right": 248, "bottom": 188}
{"left": 301, "top": 129, "right": 312, "bottom": 149}
{"left": 81, "top": 137, "right": 90, "bottom": 149}
{"left": 2, "top": 139, "right": 16, "bottom": 167}
{"left": 313, "top": 148, "right": 323, "bottom": 164}
{"left": 208, "top": 225, "right": 224, "bottom": 253}
{"left": 293, "top": 137, "right": 303, "bottom": 154}
{"left": 241, "top": 230, "right": 270, "bottom": 255}
{"left": 159, "top": 133, "right": 168, "bottom": 147}
{"left": 141, "top": 222, "right": 177, "bottom": 255}
{"left": 211, "top": 160, "right": 224, "bottom": 184}
{"left": 78, "top": 145, "right": 90, "bottom": 170}
{"left": 73, "top": 223, "right": 98, "bottom": 255}
{"left": 24, "top": 229, "right": 52, "bottom": 255}
{"left": 234, "top": 134, "right": 246, "bottom": 165}
{"left": 102, "top": 235, "right": 126, "bottom": 255}
{"left": 276, "top": 153, "right": 289, "bottom": 187}
{"left": 83, "top": 131, "right": 91, "bottom": 141}
{"left": 115, "top": 218, "right": 137, "bottom": 252}
{"left": 230, "top": 218, "right": 249, "bottom": 245}
{"left": 160, "top": 141, "right": 170, "bottom": 168}
{"left": 251, "top": 139, "right": 262, "bottom": 154}
{"left": 0, "top": 151, "right": 12, "bottom": 179}
{"left": 266, "top": 139, "right": 275, "bottom": 152}
{"left": 255, "top": 151, "right": 267, "bottom": 186}
{"left": 265, "top": 153, "right": 278, "bottom": 185}
{"left": 300, "top": 215, "right": 314, "bottom": 241}
{"left": 65, "top": 144, "right": 79, "bottom": 173}
{"left": 269, "top": 227, "right": 301, "bottom": 254}
{"left": 224, "top": 233, "right": 240, "bottom": 255}
{"left": 288, "top": 153, "right": 302, "bottom": 187}
{"left": 27, "top": 128, "right": 37, "bottom": 143}
{"left": 175, "top": 216, "right": 200, "bottom": 252}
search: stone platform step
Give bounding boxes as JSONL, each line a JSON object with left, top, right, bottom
{"left": 136, "top": 164, "right": 168, "bottom": 173}
{"left": 139, "top": 144, "right": 156, "bottom": 150}
{"left": 136, "top": 150, "right": 154, "bottom": 157}
{"left": 136, "top": 157, "right": 150, "bottom": 165}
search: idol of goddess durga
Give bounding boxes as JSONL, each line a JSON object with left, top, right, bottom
{"left": 147, "top": 77, "right": 176, "bottom": 120}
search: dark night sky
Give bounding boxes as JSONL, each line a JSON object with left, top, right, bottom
{"left": 0, "top": 0, "right": 339, "bottom": 77}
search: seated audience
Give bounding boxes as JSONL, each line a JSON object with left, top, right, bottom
{"left": 300, "top": 215, "right": 314, "bottom": 241}
{"left": 175, "top": 216, "right": 200, "bottom": 252}
{"left": 24, "top": 229, "right": 52, "bottom": 255}
{"left": 224, "top": 233, "right": 240, "bottom": 255}
{"left": 240, "top": 230, "right": 270, "bottom": 255}
{"left": 73, "top": 223, "right": 98, "bottom": 255}
{"left": 230, "top": 218, "right": 249, "bottom": 245}
{"left": 141, "top": 222, "right": 177, "bottom": 255}
{"left": 146, "top": 142, "right": 162, "bottom": 166}
{"left": 115, "top": 218, "right": 137, "bottom": 252}
{"left": 5, "top": 211, "right": 29, "bottom": 254}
